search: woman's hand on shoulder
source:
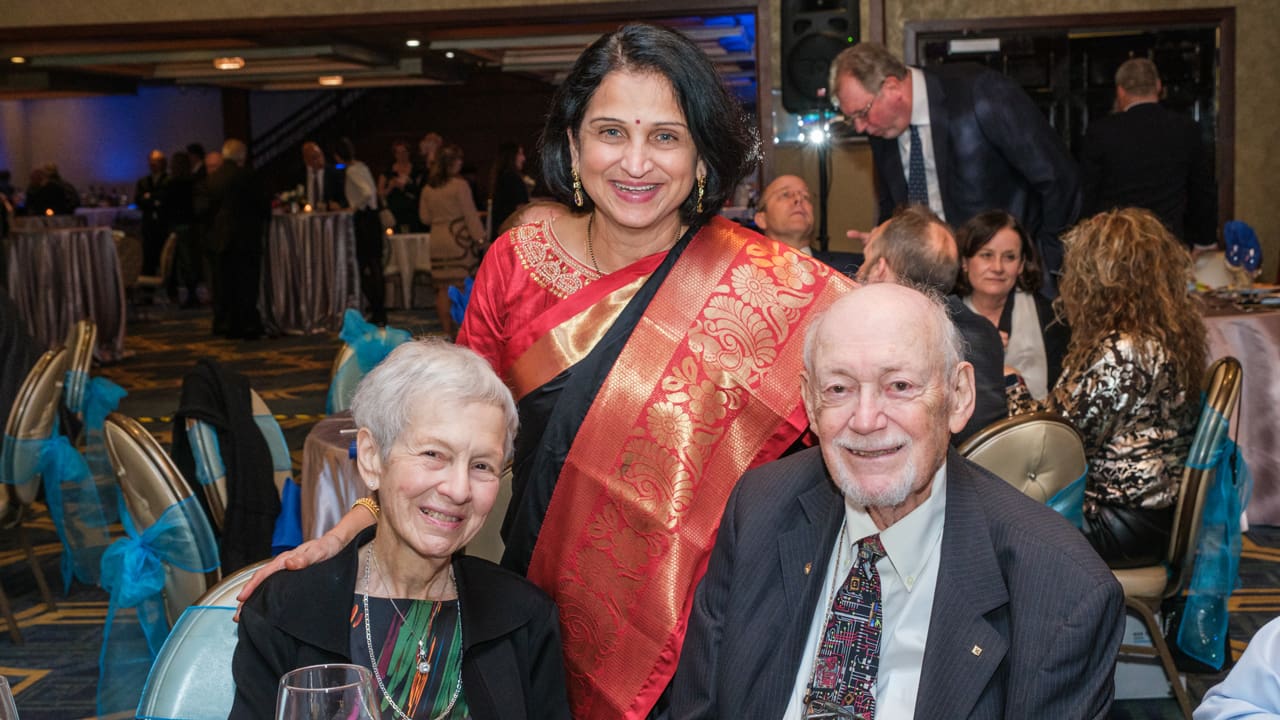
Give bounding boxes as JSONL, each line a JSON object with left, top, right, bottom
{"left": 233, "top": 532, "right": 345, "bottom": 621}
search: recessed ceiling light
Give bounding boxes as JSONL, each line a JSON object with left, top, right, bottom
{"left": 444, "top": 51, "right": 455, "bottom": 59}
{"left": 318, "top": 75, "right": 344, "bottom": 86}
{"left": 213, "top": 56, "right": 245, "bottom": 71}
{"left": 9, "top": 56, "right": 26, "bottom": 64}
{"left": 405, "top": 39, "right": 421, "bottom": 48}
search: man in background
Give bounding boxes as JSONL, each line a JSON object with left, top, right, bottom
{"left": 300, "top": 141, "right": 345, "bottom": 210}
{"left": 1081, "top": 57, "right": 1218, "bottom": 251}
{"left": 754, "top": 174, "right": 862, "bottom": 278}
{"left": 135, "top": 149, "right": 170, "bottom": 277}
{"left": 205, "top": 139, "right": 268, "bottom": 339}
{"left": 830, "top": 42, "right": 1080, "bottom": 294}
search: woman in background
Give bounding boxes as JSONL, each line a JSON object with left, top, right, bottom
{"left": 1008, "top": 208, "right": 1207, "bottom": 568}
{"left": 488, "top": 142, "right": 530, "bottom": 241}
{"left": 378, "top": 139, "right": 424, "bottom": 234}
{"left": 419, "top": 143, "right": 485, "bottom": 338}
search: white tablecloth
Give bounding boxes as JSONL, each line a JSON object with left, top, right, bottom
{"left": 384, "top": 232, "right": 432, "bottom": 309}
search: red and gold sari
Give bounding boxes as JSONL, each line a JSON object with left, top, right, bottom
{"left": 458, "top": 216, "right": 851, "bottom": 719}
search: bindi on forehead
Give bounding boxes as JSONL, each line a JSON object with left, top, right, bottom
{"left": 636, "top": 119, "right": 641, "bottom": 124}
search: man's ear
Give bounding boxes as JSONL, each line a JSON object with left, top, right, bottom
{"left": 754, "top": 210, "right": 769, "bottom": 232}
{"left": 947, "top": 361, "right": 976, "bottom": 435}
{"left": 800, "top": 371, "right": 819, "bottom": 430}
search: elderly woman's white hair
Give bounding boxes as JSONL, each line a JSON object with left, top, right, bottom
{"left": 350, "top": 338, "right": 518, "bottom": 461}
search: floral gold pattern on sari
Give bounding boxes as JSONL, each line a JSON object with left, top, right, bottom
{"left": 526, "top": 220, "right": 853, "bottom": 720}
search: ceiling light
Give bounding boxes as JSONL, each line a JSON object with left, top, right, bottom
{"left": 9, "top": 56, "right": 25, "bottom": 64}
{"left": 405, "top": 39, "right": 421, "bottom": 48}
{"left": 444, "top": 51, "right": 455, "bottom": 59}
{"left": 213, "top": 56, "right": 245, "bottom": 71}
{"left": 318, "top": 75, "right": 344, "bottom": 86}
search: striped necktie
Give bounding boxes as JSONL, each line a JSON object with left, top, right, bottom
{"left": 907, "top": 125, "right": 929, "bottom": 206}
{"left": 805, "top": 534, "right": 886, "bottom": 719}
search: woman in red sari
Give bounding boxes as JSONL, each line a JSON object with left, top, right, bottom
{"left": 242, "top": 24, "right": 851, "bottom": 719}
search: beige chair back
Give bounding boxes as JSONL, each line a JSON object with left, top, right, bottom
{"left": 2, "top": 347, "right": 71, "bottom": 507}
{"left": 63, "top": 319, "right": 97, "bottom": 417}
{"left": 957, "top": 411, "right": 1088, "bottom": 504}
{"left": 103, "top": 412, "right": 220, "bottom": 624}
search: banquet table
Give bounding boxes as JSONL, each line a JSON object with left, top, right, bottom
{"left": 74, "top": 206, "right": 141, "bottom": 228}
{"left": 261, "top": 211, "right": 359, "bottom": 335}
{"left": 11, "top": 214, "right": 85, "bottom": 231}
{"left": 384, "top": 232, "right": 431, "bottom": 309}
{"left": 1203, "top": 303, "right": 1280, "bottom": 525}
{"left": 5, "top": 226, "right": 127, "bottom": 361}
{"left": 300, "top": 413, "right": 364, "bottom": 541}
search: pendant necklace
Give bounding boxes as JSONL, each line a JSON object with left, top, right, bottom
{"left": 363, "top": 544, "right": 463, "bottom": 720}
{"left": 369, "top": 545, "right": 438, "bottom": 674}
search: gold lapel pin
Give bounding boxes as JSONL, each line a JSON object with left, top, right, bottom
{"left": 804, "top": 562, "right": 812, "bottom": 575}
{"left": 971, "top": 645, "right": 983, "bottom": 657}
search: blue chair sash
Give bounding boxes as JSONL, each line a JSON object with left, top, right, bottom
{"left": 1046, "top": 468, "right": 1087, "bottom": 529}
{"left": 253, "top": 410, "right": 302, "bottom": 554}
{"left": 97, "top": 496, "right": 221, "bottom": 716}
{"left": 326, "top": 309, "right": 411, "bottom": 413}
{"left": 1177, "top": 407, "right": 1253, "bottom": 670}
{"left": 38, "top": 434, "right": 112, "bottom": 591}
{"left": 449, "top": 276, "right": 473, "bottom": 326}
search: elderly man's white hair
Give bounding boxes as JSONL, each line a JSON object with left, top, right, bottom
{"left": 350, "top": 338, "right": 518, "bottom": 462}
{"left": 221, "top": 138, "right": 248, "bottom": 165}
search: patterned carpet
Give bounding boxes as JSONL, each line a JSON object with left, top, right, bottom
{"left": 0, "top": 304, "right": 1276, "bottom": 718}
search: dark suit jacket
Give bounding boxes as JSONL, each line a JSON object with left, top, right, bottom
{"left": 870, "top": 64, "right": 1081, "bottom": 291}
{"left": 947, "top": 296, "right": 1005, "bottom": 445}
{"left": 231, "top": 527, "right": 571, "bottom": 720}
{"left": 1080, "top": 102, "right": 1217, "bottom": 248}
{"left": 670, "top": 447, "right": 1123, "bottom": 719}
{"left": 298, "top": 165, "right": 348, "bottom": 208}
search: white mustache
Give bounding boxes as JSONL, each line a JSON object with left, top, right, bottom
{"left": 834, "top": 436, "right": 909, "bottom": 454}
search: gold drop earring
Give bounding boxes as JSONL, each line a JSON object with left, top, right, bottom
{"left": 695, "top": 174, "right": 706, "bottom": 213}
{"left": 572, "top": 167, "right": 584, "bottom": 207}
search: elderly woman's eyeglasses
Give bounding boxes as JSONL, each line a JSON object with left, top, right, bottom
{"left": 843, "top": 87, "right": 882, "bottom": 124}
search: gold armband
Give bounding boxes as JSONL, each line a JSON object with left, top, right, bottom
{"left": 352, "top": 497, "right": 380, "bottom": 519}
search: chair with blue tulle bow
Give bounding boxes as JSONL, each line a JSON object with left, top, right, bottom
{"left": 326, "top": 308, "right": 412, "bottom": 414}
{"left": 98, "top": 411, "right": 223, "bottom": 716}
{"left": 135, "top": 558, "right": 268, "bottom": 720}
{"left": 0, "top": 347, "right": 68, "bottom": 643}
{"left": 1113, "top": 356, "right": 1244, "bottom": 719}
{"left": 957, "top": 411, "right": 1089, "bottom": 528}
{"left": 63, "top": 319, "right": 96, "bottom": 427}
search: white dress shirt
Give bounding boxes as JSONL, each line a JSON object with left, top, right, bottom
{"left": 307, "top": 168, "right": 323, "bottom": 206}
{"left": 344, "top": 161, "right": 377, "bottom": 211}
{"left": 783, "top": 463, "right": 948, "bottom": 720}
{"left": 896, "top": 67, "right": 945, "bottom": 220}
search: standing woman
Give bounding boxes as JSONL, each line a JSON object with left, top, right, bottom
{"left": 419, "top": 144, "right": 485, "bottom": 338}
{"left": 378, "top": 140, "right": 424, "bottom": 234}
{"left": 1008, "top": 208, "right": 1207, "bottom": 567}
{"left": 488, "top": 142, "right": 531, "bottom": 240}
{"left": 337, "top": 138, "right": 387, "bottom": 326}
{"left": 955, "top": 210, "right": 1070, "bottom": 398}
{"left": 242, "top": 24, "right": 851, "bottom": 720}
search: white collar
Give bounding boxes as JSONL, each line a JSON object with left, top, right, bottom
{"left": 844, "top": 461, "right": 948, "bottom": 592}
{"left": 909, "top": 66, "right": 931, "bottom": 127}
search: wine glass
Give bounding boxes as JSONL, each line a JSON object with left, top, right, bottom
{"left": 276, "top": 664, "right": 379, "bottom": 720}
{"left": 0, "top": 675, "right": 19, "bottom": 720}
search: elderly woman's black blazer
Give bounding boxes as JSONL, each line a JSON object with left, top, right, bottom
{"left": 230, "top": 527, "right": 571, "bottom": 719}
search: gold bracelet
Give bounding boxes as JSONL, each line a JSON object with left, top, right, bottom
{"left": 352, "top": 497, "right": 380, "bottom": 519}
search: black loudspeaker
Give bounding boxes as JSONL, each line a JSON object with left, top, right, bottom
{"left": 781, "top": 0, "right": 859, "bottom": 114}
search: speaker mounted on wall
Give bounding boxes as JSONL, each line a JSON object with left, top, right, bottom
{"left": 782, "top": 0, "right": 860, "bottom": 114}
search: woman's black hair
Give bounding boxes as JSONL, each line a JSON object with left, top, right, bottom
{"left": 539, "top": 23, "right": 760, "bottom": 226}
{"left": 954, "top": 209, "right": 1042, "bottom": 295}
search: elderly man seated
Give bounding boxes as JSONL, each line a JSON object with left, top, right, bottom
{"left": 671, "top": 283, "right": 1123, "bottom": 719}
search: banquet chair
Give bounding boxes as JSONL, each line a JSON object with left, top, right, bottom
{"left": 63, "top": 319, "right": 97, "bottom": 423}
{"left": 1113, "top": 356, "right": 1242, "bottom": 719}
{"left": 0, "top": 347, "right": 69, "bottom": 642}
{"left": 135, "top": 559, "right": 268, "bottom": 720}
{"left": 957, "top": 411, "right": 1088, "bottom": 505}
{"left": 103, "top": 412, "right": 221, "bottom": 625}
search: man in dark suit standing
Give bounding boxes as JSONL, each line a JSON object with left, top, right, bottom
{"left": 300, "top": 141, "right": 346, "bottom": 210}
{"left": 206, "top": 139, "right": 269, "bottom": 339}
{"left": 830, "top": 43, "right": 1080, "bottom": 295}
{"left": 1081, "top": 58, "right": 1217, "bottom": 250}
{"left": 671, "top": 283, "right": 1122, "bottom": 719}
{"left": 135, "top": 149, "right": 169, "bottom": 278}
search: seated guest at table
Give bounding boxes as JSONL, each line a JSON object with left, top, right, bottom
{"left": 1007, "top": 207, "right": 1207, "bottom": 568}
{"left": 301, "top": 140, "right": 345, "bottom": 211}
{"left": 378, "top": 139, "right": 424, "bottom": 234}
{"left": 135, "top": 149, "right": 169, "bottom": 277}
{"left": 206, "top": 138, "right": 269, "bottom": 339}
{"left": 419, "top": 143, "right": 485, "bottom": 339}
{"left": 231, "top": 339, "right": 570, "bottom": 719}
{"left": 336, "top": 138, "right": 387, "bottom": 326}
{"left": 670, "top": 283, "right": 1123, "bottom": 719}
{"left": 22, "top": 167, "right": 70, "bottom": 216}
{"left": 488, "top": 141, "right": 531, "bottom": 241}
{"left": 955, "top": 209, "right": 1070, "bottom": 399}
{"left": 44, "top": 163, "right": 80, "bottom": 213}
{"left": 753, "top": 174, "right": 862, "bottom": 278}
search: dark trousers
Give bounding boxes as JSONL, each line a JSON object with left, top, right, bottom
{"left": 354, "top": 209, "right": 386, "bottom": 325}
{"left": 215, "top": 248, "right": 263, "bottom": 339}
{"left": 1083, "top": 503, "right": 1175, "bottom": 569}
{"left": 141, "top": 222, "right": 169, "bottom": 277}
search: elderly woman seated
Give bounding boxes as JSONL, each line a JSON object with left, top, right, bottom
{"left": 230, "top": 339, "right": 570, "bottom": 719}
{"left": 1007, "top": 208, "right": 1207, "bottom": 568}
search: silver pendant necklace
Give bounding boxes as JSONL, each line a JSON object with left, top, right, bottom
{"left": 363, "top": 544, "right": 463, "bottom": 720}
{"left": 370, "top": 548, "right": 436, "bottom": 674}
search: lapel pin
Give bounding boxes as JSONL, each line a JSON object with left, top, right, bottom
{"left": 804, "top": 562, "right": 812, "bottom": 575}
{"left": 971, "top": 645, "right": 983, "bottom": 657}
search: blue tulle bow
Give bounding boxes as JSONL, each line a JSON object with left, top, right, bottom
{"left": 449, "top": 276, "right": 474, "bottom": 326}
{"left": 37, "top": 434, "right": 111, "bottom": 591}
{"left": 327, "top": 309, "right": 411, "bottom": 413}
{"left": 1176, "top": 407, "right": 1252, "bottom": 670}
{"left": 97, "top": 496, "right": 220, "bottom": 717}
{"left": 81, "top": 375, "right": 127, "bottom": 524}
{"left": 1047, "top": 469, "right": 1087, "bottom": 529}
